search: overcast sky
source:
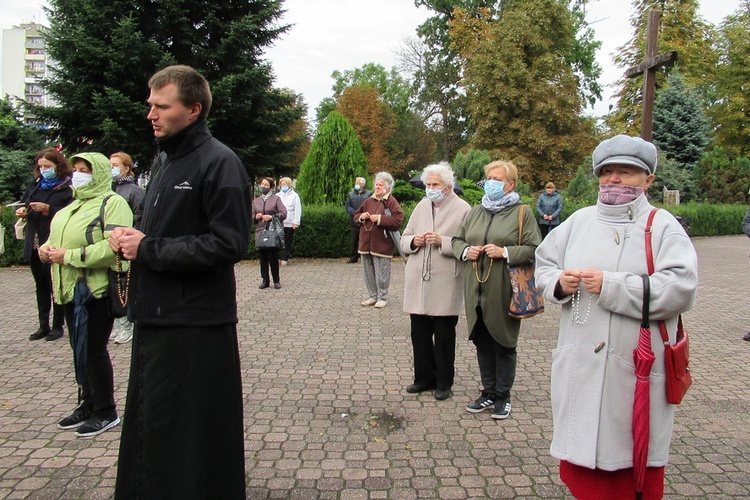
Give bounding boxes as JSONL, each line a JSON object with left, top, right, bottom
{"left": 1, "top": 0, "right": 742, "bottom": 120}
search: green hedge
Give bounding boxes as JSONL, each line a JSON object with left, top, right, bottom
{"left": 246, "top": 203, "right": 416, "bottom": 259}
{"left": 1, "top": 201, "right": 745, "bottom": 266}
{"left": 0, "top": 208, "right": 23, "bottom": 266}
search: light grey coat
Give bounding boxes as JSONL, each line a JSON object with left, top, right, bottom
{"left": 535, "top": 194, "right": 698, "bottom": 471}
{"left": 401, "top": 191, "right": 470, "bottom": 316}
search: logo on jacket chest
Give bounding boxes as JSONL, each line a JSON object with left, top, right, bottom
{"left": 173, "top": 181, "right": 193, "bottom": 191}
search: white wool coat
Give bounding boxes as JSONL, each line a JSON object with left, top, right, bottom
{"left": 401, "top": 191, "right": 471, "bottom": 316}
{"left": 534, "top": 194, "right": 698, "bottom": 471}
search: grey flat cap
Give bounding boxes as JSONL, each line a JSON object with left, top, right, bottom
{"left": 592, "top": 135, "right": 658, "bottom": 176}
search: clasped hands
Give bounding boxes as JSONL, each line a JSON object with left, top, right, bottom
{"left": 38, "top": 244, "right": 66, "bottom": 264}
{"left": 255, "top": 213, "right": 273, "bottom": 222}
{"left": 411, "top": 231, "right": 441, "bottom": 248}
{"left": 558, "top": 268, "right": 603, "bottom": 296}
{"left": 359, "top": 212, "right": 381, "bottom": 224}
{"left": 466, "top": 244, "right": 506, "bottom": 261}
{"left": 109, "top": 227, "right": 145, "bottom": 260}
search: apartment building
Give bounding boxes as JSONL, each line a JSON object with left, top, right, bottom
{"left": 1, "top": 22, "right": 55, "bottom": 107}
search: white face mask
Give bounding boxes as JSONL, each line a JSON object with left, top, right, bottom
{"left": 111, "top": 167, "right": 123, "bottom": 179}
{"left": 72, "top": 171, "right": 93, "bottom": 189}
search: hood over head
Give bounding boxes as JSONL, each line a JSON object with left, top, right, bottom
{"left": 69, "top": 152, "right": 113, "bottom": 199}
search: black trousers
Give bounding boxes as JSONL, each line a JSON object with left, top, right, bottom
{"left": 410, "top": 315, "right": 458, "bottom": 391}
{"left": 258, "top": 248, "right": 280, "bottom": 284}
{"left": 281, "top": 227, "right": 295, "bottom": 261}
{"left": 349, "top": 225, "right": 360, "bottom": 259}
{"left": 472, "top": 307, "right": 517, "bottom": 400}
{"left": 29, "top": 250, "right": 64, "bottom": 330}
{"left": 539, "top": 223, "right": 558, "bottom": 239}
{"left": 63, "top": 297, "right": 115, "bottom": 415}
{"left": 115, "top": 324, "right": 245, "bottom": 499}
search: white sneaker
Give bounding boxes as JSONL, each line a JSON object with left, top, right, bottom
{"left": 374, "top": 300, "right": 388, "bottom": 308}
{"left": 361, "top": 298, "right": 377, "bottom": 306}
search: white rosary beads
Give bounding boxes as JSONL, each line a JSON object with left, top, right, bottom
{"left": 571, "top": 287, "right": 592, "bottom": 325}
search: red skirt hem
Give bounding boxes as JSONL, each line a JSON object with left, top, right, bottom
{"left": 559, "top": 460, "right": 665, "bottom": 500}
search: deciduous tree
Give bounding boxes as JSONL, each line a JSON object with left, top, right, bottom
{"left": 336, "top": 85, "right": 397, "bottom": 175}
{"left": 608, "top": 0, "right": 718, "bottom": 134}
{"left": 451, "top": 1, "right": 596, "bottom": 187}
{"left": 0, "top": 98, "right": 47, "bottom": 202}
{"left": 709, "top": 0, "right": 750, "bottom": 156}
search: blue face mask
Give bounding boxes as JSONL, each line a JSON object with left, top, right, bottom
{"left": 41, "top": 169, "right": 56, "bottom": 180}
{"left": 281, "top": 186, "right": 290, "bottom": 193}
{"left": 484, "top": 180, "right": 506, "bottom": 201}
{"left": 425, "top": 188, "right": 447, "bottom": 203}
{"left": 354, "top": 185, "right": 361, "bottom": 191}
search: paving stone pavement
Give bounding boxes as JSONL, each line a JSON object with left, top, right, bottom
{"left": 0, "top": 235, "right": 748, "bottom": 499}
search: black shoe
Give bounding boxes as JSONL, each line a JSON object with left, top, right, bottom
{"left": 46, "top": 327, "right": 64, "bottom": 341}
{"left": 491, "top": 398, "right": 512, "bottom": 420}
{"left": 346, "top": 257, "right": 358, "bottom": 263}
{"left": 744, "top": 332, "right": 750, "bottom": 342}
{"left": 406, "top": 383, "right": 436, "bottom": 394}
{"left": 58, "top": 406, "right": 93, "bottom": 430}
{"left": 274, "top": 282, "right": 282, "bottom": 289}
{"left": 76, "top": 413, "right": 120, "bottom": 438}
{"left": 259, "top": 281, "right": 270, "bottom": 289}
{"left": 29, "top": 328, "right": 49, "bottom": 341}
{"left": 466, "top": 394, "right": 495, "bottom": 413}
{"left": 434, "top": 389, "right": 452, "bottom": 401}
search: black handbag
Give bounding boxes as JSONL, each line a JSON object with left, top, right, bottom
{"left": 108, "top": 253, "right": 130, "bottom": 319}
{"left": 256, "top": 216, "right": 284, "bottom": 250}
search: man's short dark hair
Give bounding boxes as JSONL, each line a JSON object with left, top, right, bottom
{"left": 149, "top": 65, "right": 212, "bottom": 120}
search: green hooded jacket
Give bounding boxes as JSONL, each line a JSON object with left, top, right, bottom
{"left": 45, "top": 152, "right": 133, "bottom": 304}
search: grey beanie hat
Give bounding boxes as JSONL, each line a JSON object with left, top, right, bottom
{"left": 592, "top": 135, "right": 658, "bottom": 176}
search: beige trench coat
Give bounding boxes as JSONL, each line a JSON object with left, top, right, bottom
{"left": 400, "top": 191, "right": 471, "bottom": 316}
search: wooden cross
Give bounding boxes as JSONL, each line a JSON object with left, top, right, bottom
{"left": 624, "top": 10, "right": 678, "bottom": 141}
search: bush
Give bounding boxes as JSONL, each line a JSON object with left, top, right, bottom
{"left": 458, "top": 179, "right": 483, "bottom": 206}
{"left": 3, "top": 200, "right": 746, "bottom": 268}
{"left": 1, "top": 206, "right": 24, "bottom": 266}
{"left": 391, "top": 180, "right": 424, "bottom": 205}
{"left": 248, "top": 203, "right": 415, "bottom": 259}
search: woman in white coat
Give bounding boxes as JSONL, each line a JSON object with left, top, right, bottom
{"left": 401, "top": 162, "right": 470, "bottom": 400}
{"left": 277, "top": 177, "right": 302, "bottom": 266}
{"left": 535, "top": 135, "right": 698, "bottom": 499}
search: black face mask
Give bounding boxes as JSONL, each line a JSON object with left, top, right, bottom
{"left": 261, "top": 187, "right": 270, "bottom": 195}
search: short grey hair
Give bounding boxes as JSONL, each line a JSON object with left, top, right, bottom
{"left": 420, "top": 161, "right": 455, "bottom": 188}
{"left": 355, "top": 177, "right": 366, "bottom": 184}
{"left": 374, "top": 171, "right": 394, "bottom": 191}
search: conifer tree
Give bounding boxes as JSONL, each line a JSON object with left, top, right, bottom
{"left": 296, "top": 112, "right": 369, "bottom": 205}
{"left": 39, "top": 0, "right": 305, "bottom": 177}
{"left": 653, "top": 71, "right": 711, "bottom": 170}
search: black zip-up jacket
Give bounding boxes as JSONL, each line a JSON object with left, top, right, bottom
{"left": 133, "top": 120, "right": 251, "bottom": 326}
{"left": 19, "top": 178, "right": 73, "bottom": 261}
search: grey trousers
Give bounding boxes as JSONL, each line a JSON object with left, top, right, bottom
{"left": 361, "top": 254, "right": 391, "bottom": 301}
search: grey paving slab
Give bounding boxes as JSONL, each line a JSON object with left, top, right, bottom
{"left": 0, "top": 235, "right": 748, "bottom": 498}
